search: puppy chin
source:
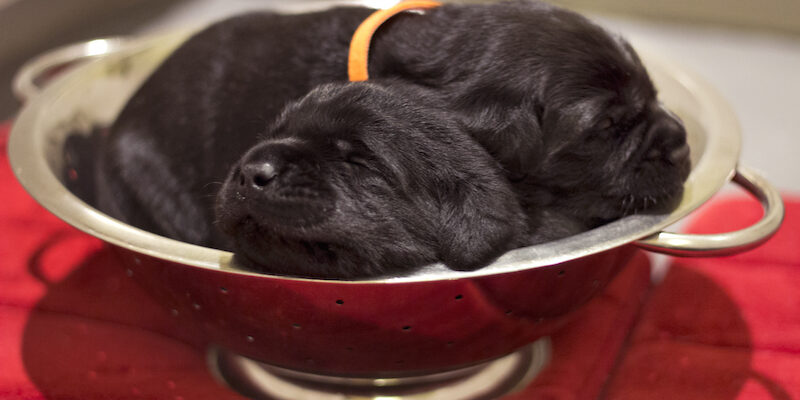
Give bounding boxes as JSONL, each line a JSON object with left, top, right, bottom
{"left": 619, "top": 186, "right": 685, "bottom": 215}
{"left": 226, "top": 216, "right": 340, "bottom": 278}
{"left": 613, "top": 158, "right": 689, "bottom": 216}
{"left": 621, "top": 156, "right": 689, "bottom": 215}
{"left": 214, "top": 183, "right": 404, "bottom": 279}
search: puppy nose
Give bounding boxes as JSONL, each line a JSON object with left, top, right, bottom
{"left": 240, "top": 162, "right": 278, "bottom": 189}
{"left": 645, "top": 110, "right": 688, "bottom": 161}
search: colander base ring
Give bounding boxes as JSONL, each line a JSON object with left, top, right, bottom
{"left": 208, "top": 338, "right": 551, "bottom": 399}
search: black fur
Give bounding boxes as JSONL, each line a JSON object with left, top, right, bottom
{"left": 95, "top": 0, "right": 690, "bottom": 278}
{"left": 215, "top": 82, "right": 527, "bottom": 278}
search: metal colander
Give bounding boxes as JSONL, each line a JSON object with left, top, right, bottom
{"left": 8, "top": 21, "right": 782, "bottom": 400}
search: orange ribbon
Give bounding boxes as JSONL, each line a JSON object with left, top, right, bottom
{"left": 348, "top": 0, "right": 442, "bottom": 82}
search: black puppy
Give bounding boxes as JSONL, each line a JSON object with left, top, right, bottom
{"left": 96, "top": 1, "right": 689, "bottom": 276}
{"left": 361, "top": 1, "right": 692, "bottom": 241}
{"left": 214, "top": 81, "right": 527, "bottom": 278}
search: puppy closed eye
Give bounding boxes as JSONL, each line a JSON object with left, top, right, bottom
{"left": 335, "top": 139, "right": 373, "bottom": 169}
{"left": 345, "top": 154, "right": 371, "bottom": 169}
{"left": 585, "top": 117, "right": 615, "bottom": 141}
{"left": 595, "top": 117, "right": 614, "bottom": 131}
{"left": 335, "top": 139, "right": 353, "bottom": 153}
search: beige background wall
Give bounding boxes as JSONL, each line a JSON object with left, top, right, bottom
{"left": 552, "top": 0, "right": 800, "bottom": 34}
{"left": 2, "top": 0, "right": 798, "bottom": 119}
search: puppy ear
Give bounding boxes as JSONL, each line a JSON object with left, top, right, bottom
{"left": 459, "top": 107, "right": 544, "bottom": 181}
{"left": 437, "top": 183, "right": 528, "bottom": 271}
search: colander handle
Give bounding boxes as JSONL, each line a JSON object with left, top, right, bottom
{"left": 635, "top": 165, "right": 784, "bottom": 257}
{"left": 13, "top": 37, "right": 128, "bottom": 102}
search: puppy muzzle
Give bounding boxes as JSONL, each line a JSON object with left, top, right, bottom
{"left": 217, "top": 141, "right": 335, "bottom": 234}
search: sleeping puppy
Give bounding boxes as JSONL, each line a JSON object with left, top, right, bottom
{"left": 362, "top": 1, "right": 692, "bottom": 241}
{"left": 212, "top": 81, "right": 527, "bottom": 278}
{"left": 99, "top": 81, "right": 529, "bottom": 279}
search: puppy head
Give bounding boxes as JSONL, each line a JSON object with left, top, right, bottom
{"left": 215, "top": 82, "right": 527, "bottom": 279}
{"left": 429, "top": 3, "right": 690, "bottom": 222}
{"left": 536, "top": 94, "right": 691, "bottom": 222}
{"left": 453, "top": 3, "right": 690, "bottom": 222}
{"left": 530, "top": 23, "right": 691, "bottom": 222}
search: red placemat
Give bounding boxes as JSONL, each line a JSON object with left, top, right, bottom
{"left": 605, "top": 193, "right": 800, "bottom": 399}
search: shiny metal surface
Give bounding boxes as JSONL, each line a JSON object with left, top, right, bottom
{"left": 636, "top": 165, "right": 784, "bottom": 256}
{"left": 208, "top": 339, "right": 550, "bottom": 399}
{"left": 12, "top": 37, "right": 132, "bottom": 102}
{"left": 115, "top": 243, "right": 632, "bottom": 376}
{"left": 6, "top": 20, "right": 784, "bottom": 384}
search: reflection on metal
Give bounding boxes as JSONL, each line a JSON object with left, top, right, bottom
{"left": 208, "top": 339, "right": 551, "bottom": 400}
{"left": 12, "top": 37, "right": 130, "bottom": 102}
